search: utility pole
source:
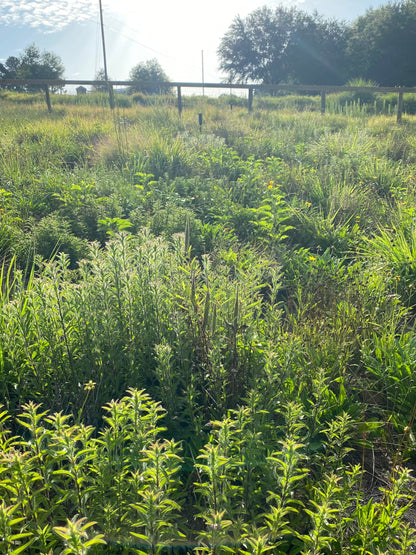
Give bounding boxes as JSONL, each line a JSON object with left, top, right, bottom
{"left": 201, "top": 50, "right": 205, "bottom": 97}
{"left": 98, "top": 0, "right": 114, "bottom": 109}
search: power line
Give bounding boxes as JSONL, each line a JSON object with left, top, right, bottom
{"left": 100, "top": 14, "right": 174, "bottom": 60}
{"left": 89, "top": 11, "right": 219, "bottom": 81}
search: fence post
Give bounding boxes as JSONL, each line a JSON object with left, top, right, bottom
{"left": 321, "top": 90, "right": 326, "bottom": 114}
{"left": 248, "top": 87, "right": 254, "bottom": 112}
{"left": 44, "top": 85, "right": 52, "bottom": 113}
{"left": 397, "top": 91, "right": 403, "bottom": 123}
{"left": 177, "top": 86, "right": 182, "bottom": 116}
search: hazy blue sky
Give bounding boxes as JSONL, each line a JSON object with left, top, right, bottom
{"left": 0, "top": 0, "right": 387, "bottom": 84}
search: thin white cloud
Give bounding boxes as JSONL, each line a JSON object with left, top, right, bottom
{"left": 0, "top": 0, "right": 98, "bottom": 31}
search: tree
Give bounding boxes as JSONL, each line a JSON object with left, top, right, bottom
{"left": 218, "top": 6, "right": 348, "bottom": 85}
{"left": 128, "top": 59, "right": 171, "bottom": 94}
{"left": 346, "top": 0, "right": 416, "bottom": 86}
{"left": 0, "top": 44, "right": 64, "bottom": 92}
{"left": 285, "top": 12, "right": 348, "bottom": 86}
{"left": 0, "top": 56, "right": 21, "bottom": 91}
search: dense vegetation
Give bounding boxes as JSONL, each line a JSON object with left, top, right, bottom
{"left": 0, "top": 44, "right": 65, "bottom": 92}
{"left": 1, "top": 91, "right": 416, "bottom": 553}
{"left": 219, "top": 0, "right": 416, "bottom": 86}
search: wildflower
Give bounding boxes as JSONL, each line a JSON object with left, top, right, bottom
{"left": 309, "top": 256, "right": 316, "bottom": 261}
{"left": 268, "top": 184, "right": 273, "bottom": 189}
{"left": 84, "top": 380, "right": 96, "bottom": 391}
{"left": 306, "top": 202, "right": 312, "bottom": 207}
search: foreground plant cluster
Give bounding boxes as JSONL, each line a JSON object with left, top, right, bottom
{"left": 1, "top": 94, "right": 416, "bottom": 553}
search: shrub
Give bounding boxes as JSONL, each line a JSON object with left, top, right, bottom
{"left": 338, "top": 78, "right": 379, "bottom": 106}
{"left": 21, "top": 214, "right": 89, "bottom": 268}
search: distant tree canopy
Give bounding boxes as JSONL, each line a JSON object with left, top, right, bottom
{"left": 218, "top": 6, "right": 348, "bottom": 86}
{"left": 347, "top": 0, "right": 416, "bottom": 86}
{"left": 128, "top": 59, "right": 171, "bottom": 94}
{"left": 218, "top": 1, "right": 416, "bottom": 87}
{"left": 0, "top": 44, "right": 64, "bottom": 92}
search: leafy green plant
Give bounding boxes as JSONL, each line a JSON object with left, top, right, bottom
{"left": 54, "top": 516, "right": 106, "bottom": 554}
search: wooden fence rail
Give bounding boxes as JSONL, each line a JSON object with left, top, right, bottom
{"left": 1, "top": 79, "right": 416, "bottom": 122}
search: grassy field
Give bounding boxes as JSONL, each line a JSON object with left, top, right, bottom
{"left": 1, "top": 92, "right": 416, "bottom": 553}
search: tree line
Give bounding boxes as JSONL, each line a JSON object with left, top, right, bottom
{"left": 0, "top": 45, "right": 170, "bottom": 95}
{"left": 2, "top": 1, "right": 416, "bottom": 93}
{"left": 218, "top": 0, "right": 416, "bottom": 86}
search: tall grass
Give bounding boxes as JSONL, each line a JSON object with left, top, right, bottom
{"left": 2, "top": 92, "right": 416, "bottom": 551}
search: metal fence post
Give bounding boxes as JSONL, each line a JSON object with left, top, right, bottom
{"left": 248, "top": 87, "right": 254, "bottom": 112}
{"left": 44, "top": 85, "right": 52, "bottom": 113}
{"left": 397, "top": 91, "right": 403, "bottom": 123}
{"left": 321, "top": 90, "right": 326, "bottom": 114}
{"left": 177, "top": 86, "right": 182, "bottom": 116}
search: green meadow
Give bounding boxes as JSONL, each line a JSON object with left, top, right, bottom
{"left": 1, "top": 90, "right": 416, "bottom": 553}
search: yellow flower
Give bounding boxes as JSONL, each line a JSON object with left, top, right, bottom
{"left": 268, "top": 184, "right": 273, "bottom": 189}
{"left": 306, "top": 202, "right": 312, "bottom": 207}
{"left": 269, "top": 180, "right": 274, "bottom": 184}
{"left": 309, "top": 256, "right": 316, "bottom": 261}
{"left": 84, "top": 380, "right": 96, "bottom": 391}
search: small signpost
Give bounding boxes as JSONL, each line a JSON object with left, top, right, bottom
{"left": 44, "top": 85, "right": 52, "bottom": 113}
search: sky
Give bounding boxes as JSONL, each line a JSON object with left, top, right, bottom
{"left": 0, "top": 0, "right": 388, "bottom": 86}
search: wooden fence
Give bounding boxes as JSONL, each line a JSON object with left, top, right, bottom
{"left": 1, "top": 79, "right": 414, "bottom": 122}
